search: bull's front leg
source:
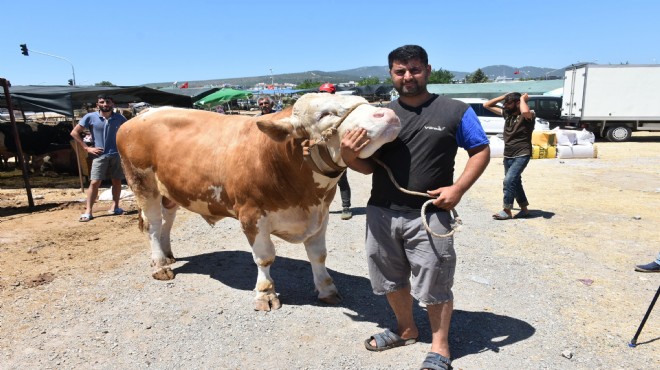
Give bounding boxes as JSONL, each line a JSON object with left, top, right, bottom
{"left": 304, "top": 227, "right": 342, "bottom": 305}
{"left": 251, "top": 233, "right": 281, "bottom": 311}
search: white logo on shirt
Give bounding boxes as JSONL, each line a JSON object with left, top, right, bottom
{"left": 424, "top": 126, "right": 446, "bottom": 132}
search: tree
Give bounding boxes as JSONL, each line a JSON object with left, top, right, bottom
{"left": 358, "top": 76, "right": 380, "bottom": 86}
{"left": 467, "top": 69, "right": 489, "bottom": 83}
{"left": 296, "top": 79, "right": 321, "bottom": 89}
{"left": 428, "top": 68, "right": 454, "bottom": 84}
{"left": 95, "top": 81, "right": 115, "bottom": 86}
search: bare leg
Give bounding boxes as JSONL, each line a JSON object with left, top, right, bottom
{"left": 427, "top": 301, "right": 453, "bottom": 359}
{"left": 84, "top": 179, "right": 102, "bottom": 216}
{"left": 368, "top": 287, "right": 419, "bottom": 347}
{"left": 109, "top": 178, "right": 122, "bottom": 212}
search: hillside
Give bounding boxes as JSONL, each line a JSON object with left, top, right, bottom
{"left": 143, "top": 65, "right": 563, "bottom": 89}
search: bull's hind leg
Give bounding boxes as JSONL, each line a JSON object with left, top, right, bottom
{"left": 142, "top": 196, "right": 176, "bottom": 280}
{"left": 158, "top": 196, "right": 179, "bottom": 262}
{"left": 122, "top": 165, "right": 176, "bottom": 280}
{"left": 304, "top": 227, "right": 342, "bottom": 305}
{"left": 250, "top": 232, "right": 281, "bottom": 311}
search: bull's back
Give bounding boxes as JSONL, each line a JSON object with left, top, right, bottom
{"left": 117, "top": 108, "right": 255, "bottom": 168}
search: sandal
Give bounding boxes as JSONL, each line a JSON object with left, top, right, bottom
{"left": 108, "top": 208, "right": 124, "bottom": 216}
{"left": 79, "top": 213, "right": 93, "bottom": 222}
{"left": 364, "top": 329, "right": 417, "bottom": 352}
{"left": 492, "top": 210, "right": 512, "bottom": 220}
{"left": 420, "top": 352, "right": 452, "bottom": 370}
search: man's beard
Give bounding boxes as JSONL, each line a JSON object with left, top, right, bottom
{"left": 398, "top": 81, "right": 424, "bottom": 97}
{"left": 99, "top": 106, "right": 113, "bottom": 112}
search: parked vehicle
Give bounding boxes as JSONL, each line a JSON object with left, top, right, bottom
{"left": 526, "top": 95, "right": 563, "bottom": 128}
{"left": 561, "top": 63, "right": 660, "bottom": 142}
{"left": 455, "top": 98, "right": 550, "bottom": 135}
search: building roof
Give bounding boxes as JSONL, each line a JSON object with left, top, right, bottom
{"left": 427, "top": 80, "right": 563, "bottom": 99}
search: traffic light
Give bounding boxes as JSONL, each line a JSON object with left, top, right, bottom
{"left": 68, "top": 79, "right": 74, "bottom": 86}
{"left": 20, "top": 44, "right": 29, "bottom": 56}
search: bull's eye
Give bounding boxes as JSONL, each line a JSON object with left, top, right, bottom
{"left": 319, "top": 112, "right": 332, "bottom": 120}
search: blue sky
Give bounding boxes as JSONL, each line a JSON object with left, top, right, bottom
{"left": 2, "top": 0, "right": 659, "bottom": 86}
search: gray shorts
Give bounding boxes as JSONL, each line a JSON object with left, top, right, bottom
{"left": 90, "top": 154, "right": 124, "bottom": 181}
{"left": 365, "top": 205, "right": 456, "bottom": 305}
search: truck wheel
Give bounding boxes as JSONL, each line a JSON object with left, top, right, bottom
{"left": 605, "top": 126, "right": 632, "bottom": 142}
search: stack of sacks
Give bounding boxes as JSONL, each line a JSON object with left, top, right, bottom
{"left": 554, "top": 128, "right": 598, "bottom": 159}
{"left": 531, "top": 130, "right": 557, "bottom": 159}
{"left": 489, "top": 135, "right": 504, "bottom": 158}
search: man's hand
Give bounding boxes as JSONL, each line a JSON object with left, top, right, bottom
{"left": 427, "top": 185, "right": 463, "bottom": 210}
{"left": 341, "top": 128, "right": 370, "bottom": 165}
{"left": 86, "top": 147, "right": 102, "bottom": 156}
{"left": 521, "top": 93, "right": 529, "bottom": 102}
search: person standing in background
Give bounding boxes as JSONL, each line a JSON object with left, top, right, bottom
{"left": 319, "top": 82, "right": 353, "bottom": 220}
{"left": 484, "top": 92, "right": 534, "bottom": 220}
{"left": 70, "top": 94, "right": 127, "bottom": 222}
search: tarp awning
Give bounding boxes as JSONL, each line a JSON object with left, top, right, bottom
{"left": 0, "top": 85, "right": 193, "bottom": 117}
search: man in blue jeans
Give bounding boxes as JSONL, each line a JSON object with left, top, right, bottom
{"left": 484, "top": 92, "right": 534, "bottom": 220}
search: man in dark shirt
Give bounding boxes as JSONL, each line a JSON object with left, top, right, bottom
{"left": 342, "top": 45, "right": 490, "bottom": 370}
{"left": 484, "top": 92, "right": 535, "bottom": 220}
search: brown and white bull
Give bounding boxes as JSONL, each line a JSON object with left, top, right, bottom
{"left": 116, "top": 93, "right": 400, "bottom": 311}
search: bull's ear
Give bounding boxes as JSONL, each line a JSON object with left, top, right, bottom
{"left": 256, "top": 118, "right": 294, "bottom": 142}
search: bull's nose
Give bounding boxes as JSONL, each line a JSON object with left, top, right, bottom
{"left": 373, "top": 108, "right": 395, "bottom": 119}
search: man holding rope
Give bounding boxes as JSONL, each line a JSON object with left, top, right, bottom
{"left": 341, "top": 45, "right": 490, "bottom": 370}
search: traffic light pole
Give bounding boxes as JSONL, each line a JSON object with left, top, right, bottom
{"left": 19, "top": 45, "right": 76, "bottom": 85}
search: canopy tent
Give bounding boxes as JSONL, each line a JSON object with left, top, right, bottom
{"left": 0, "top": 85, "right": 193, "bottom": 117}
{"left": 194, "top": 88, "right": 252, "bottom": 108}
{"left": 157, "top": 86, "right": 220, "bottom": 102}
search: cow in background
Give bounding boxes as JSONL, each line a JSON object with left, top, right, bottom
{"left": 0, "top": 121, "right": 75, "bottom": 173}
{"left": 117, "top": 94, "right": 401, "bottom": 311}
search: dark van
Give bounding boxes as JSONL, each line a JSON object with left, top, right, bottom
{"left": 527, "top": 95, "right": 563, "bottom": 128}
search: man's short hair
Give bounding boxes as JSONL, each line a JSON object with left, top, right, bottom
{"left": 97, "top": 94, "right": 114, "bottom": 102}
{"left": 258, "top": 96, "right": 274, "bottom": 105}
{"left": 388, "top": 45, "right": 428, "bottom": 69}
{"left": 503, "top": 92, "right": 522, "bottom": 104}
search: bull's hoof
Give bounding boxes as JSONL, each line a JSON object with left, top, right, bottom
{"left": 254, "top": 295, "right": 281, "bottom": 311}
{"left": 165, "top": 257, "right": 176, "bottom": 265}
{"left": 319, "top": 291, "right": 342, "bottom": 305}
{"left": 152, "top": 267, "right": 175, "bottom": 280}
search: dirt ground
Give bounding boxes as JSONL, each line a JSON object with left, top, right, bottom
{"left": 1, "top": 132, "right": 659, "bottom": 368}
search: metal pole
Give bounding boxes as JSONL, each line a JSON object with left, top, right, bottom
{"left": 629, "top": 285, "right": 660, "bottom": 347}
{"left": 0, "top": 78, "right": 35, "bottom": 208}
{"left": 23, "top": 47, "right": 76, "bottom": 85}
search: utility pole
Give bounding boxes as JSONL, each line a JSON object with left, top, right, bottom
{"left": 19, "top": 44, "right": 76, "bottom": 85}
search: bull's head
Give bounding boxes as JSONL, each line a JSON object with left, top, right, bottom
{"left": 256, "top": 93, "right": 401, "bottom": 161}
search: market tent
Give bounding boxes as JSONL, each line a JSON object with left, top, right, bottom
{"left": 157, "top": 86, "right": 220, "bottom": 102}
{"left": 194, "top": 88, "right": 252, "bottom": 108}
{"left": 0, "top": 85, "right": 193, "bottom": 117}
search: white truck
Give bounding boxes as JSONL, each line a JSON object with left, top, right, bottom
{"left": 561, "top": 63, "right": 660, "bottom": 142}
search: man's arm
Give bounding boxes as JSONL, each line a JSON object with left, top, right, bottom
{"left": 483, "top": 94, "right": 506, "bottom": 116}
{"left": 520, "top": 93, "right": 534, "bottom": 120}
{"left": 427, "top": 144, "right": 490, "bottom": 210}
{"left": 340, "top": 128, "right": 376, "bottom": 174}
{"left": 70, "top": 122, "right": 101, "bottom": 156}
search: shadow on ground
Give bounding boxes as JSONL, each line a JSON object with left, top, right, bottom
{"left": 174, "top": 250, "right": 535, "bottom": 359}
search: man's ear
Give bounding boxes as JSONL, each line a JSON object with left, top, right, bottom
{"left": 256, "top": 118, "right": 294, "bottom": 142}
